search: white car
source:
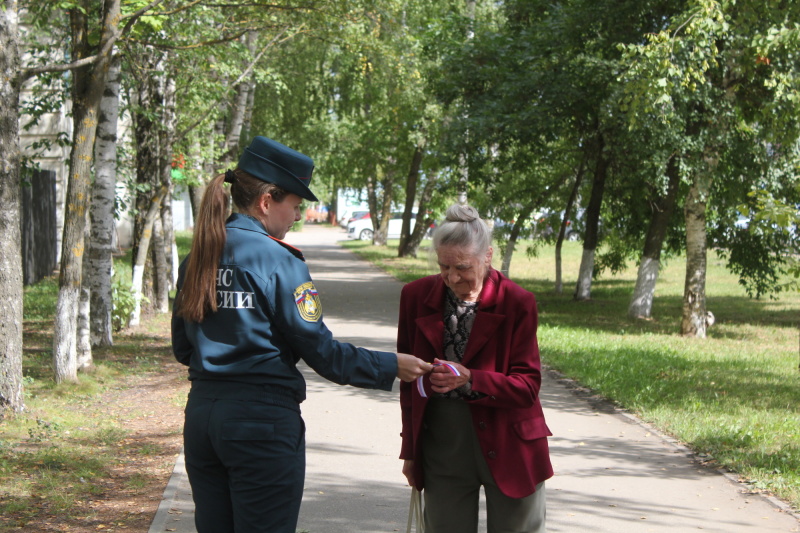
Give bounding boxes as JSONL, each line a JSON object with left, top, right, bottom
{"left": 347, "top": 212, "right": 416, "bottom": 240}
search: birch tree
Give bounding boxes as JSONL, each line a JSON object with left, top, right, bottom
{"left": 620, "top": 0, "right": 800, "bottom": 336}
{"left": 628, "top": 154, "right": 681, "bottom": 319}
{"left": 0, "top": 0, "right": 24, "bottom": 414}
{"left": 52, "top": 0, "right": 121, "bottom": 383}
{"left": 87, "top": 54, "right": 121, "bottom": 346}
{"left": 574, "top": 137, "right": 609, "bottom": 301}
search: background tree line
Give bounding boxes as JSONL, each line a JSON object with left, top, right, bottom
{"left": 1, "top": 0, "right": 798, "bottom": 414}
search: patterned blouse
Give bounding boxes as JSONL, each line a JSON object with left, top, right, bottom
{"left": 438, "top": 288, "right": 485, "bottom": 401}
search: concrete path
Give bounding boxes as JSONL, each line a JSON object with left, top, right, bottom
{"left": 150, "top": 224, "right": 800, "bottom": 533}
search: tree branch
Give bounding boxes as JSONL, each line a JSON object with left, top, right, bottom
{"left": 19, "top": 0, "right": 168, "bottom": 81}
{"left": 122, "top": 25, "right": 285, "bottom": 50}
{"left": 174, "top": 25, "right": 304, "bottom": 144}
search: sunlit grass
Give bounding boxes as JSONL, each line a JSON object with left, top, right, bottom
{"left": 341, "top": 238, "right": 800, "bottom": 509}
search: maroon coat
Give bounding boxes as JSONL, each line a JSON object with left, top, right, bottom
{"left": 398, "top": 269, "right": 553, "bottom": 499}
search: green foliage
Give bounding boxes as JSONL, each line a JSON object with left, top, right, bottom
{"left": 716, "top": 227, "right": 795, "bottom": 298}
{"left": 27, "top": 418, "right": 63, "bottom": 443}
{"left": 23, "top": 276, "right": 58, "bottom": 321}
{"left": 111, "top": 275, "right": 138, "bottom": 332}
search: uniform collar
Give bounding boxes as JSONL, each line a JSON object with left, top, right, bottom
{"left": 227, "top": 213, "right": 306, "bottom": 262}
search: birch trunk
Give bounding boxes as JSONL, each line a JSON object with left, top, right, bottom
{"left": 53, "top": 0, "right": 121, "bottom": 383}
{"left": 0, "top": 1, "right": 24, "bottom": 412}
{"left": 373, "top": 174, "right": 395, "bottom": 246}
{"left": 501, "top": 201, "right": 537, "bottom": 277}
{"left": 151, "top": 215, "right": 169, "bottom": 313}
{"left": 399, "top": 145, "right": 423, "bottom": 257}
{"left": 629, "top": 154, "right": 681, "bottom": 319}
{"left": 76, "top": 283, "right": 92, "bottom": 370}
{"left": 574, "top": 138, "right": 608, "bottom": 301}
{"left": 681, "top": 176, "right": 709, "bottom": 337}
{"left": 77, "top": 218, "right": 92, "bottom": 370}
{"left": 87, "top": 53, "right": 120, "bottom": 347}
{"left": 402, "top": 172, "right": 438, "bottom": 258}
{"left": 163, "top": 74, "right": 177, "bottom": 291}
{"left": 556, "top": 158, "right": 585, "bottom": 294}
{"left": 129, "top": 186, "right": 167, "bottom": 326}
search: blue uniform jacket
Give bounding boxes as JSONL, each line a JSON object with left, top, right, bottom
{"left": 171, "top": 213, "right": 397, "bottom": 402}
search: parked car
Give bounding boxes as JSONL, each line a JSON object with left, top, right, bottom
{"left": 347, "top": 212, "right": 416, "bottom": 240}
{"left": 346, "top": 210, "right": 370, "bottom": 226}
{"left": 338, "top": 209, "right": 369, "bottom": 228}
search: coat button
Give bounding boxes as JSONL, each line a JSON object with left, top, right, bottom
{"left": 478, "top": 421, "right": 487, "bottom": 430}
{"left": 488, "top": 451, "right": 497, "bottom": 459}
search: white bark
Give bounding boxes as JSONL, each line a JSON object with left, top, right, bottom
{"left": 501, "top": 238, "right": 515, "bottom": 277}
{"left": 129, "top": 186, "right": 167, "bottom": 326}
{"left": 76, "top": 284, "right": 92, "bottom": 370}
{"left": 160, "top": 73, "right": 177, "bottom": 292}
{"left": 574, "top": 248, "right": 595, "bottom": 301}
{"left": 681, "top": 178, "right": 709, "bottom": 337}
{"left": 151, "top": 216, "right": 169, "bottom": 313}
{"left": 0, "top": 0, "right": 24, "bottom": 413}
{"left": 53, "top": 0, "right": 121, "bottom": 383}
{"left": 53, "top": 286, "right": 79, "bottom": 383}
{"left": 629, "top": 256, "right": 659, "bottom": 319}
{"left": 77, "top": 216, "right": 92, "bottom": 369}
{"left": 171, "top": 240, "right": 179, "bottom": 287}
{"left": 129, "top": 264, "right": 145, "bottom": 327}
{"left": 88, "top": 53, "right": 120, "bottom": 347}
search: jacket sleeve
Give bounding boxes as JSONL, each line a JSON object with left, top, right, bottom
{"left": 468, "top": 290, "right": 542, "bottom": 409}
{"left": 267, "top": 255, "right": 397, "bottom": 391}
{"left": 171, "top": 260, "right": 193, "bottom": 366}
{"left": 397, "top": 285, "right": 414, "bottom": 459}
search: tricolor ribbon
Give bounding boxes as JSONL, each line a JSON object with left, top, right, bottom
{"left": 417, "top": 363, "right": 461, "bottom": 398}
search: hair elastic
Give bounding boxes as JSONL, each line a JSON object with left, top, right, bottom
{"left": 224, "top": 169, "right": 236, "bottom": 184}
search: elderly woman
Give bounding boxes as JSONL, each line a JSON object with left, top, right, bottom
{"left": 398, "top": 204, "right": 553, "bottom": 533}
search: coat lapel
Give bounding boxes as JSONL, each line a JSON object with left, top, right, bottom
{"left": 411, "top": 270, "right": 508, "bottom": 365}
{"left": 461, "top": 270, "right": 505, "bottom": 366}
{"left": 415, "top": 279, "right": 446, "bottom": 360}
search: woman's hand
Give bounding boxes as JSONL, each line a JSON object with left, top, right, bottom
{"left": 429, "top": 358, "right": 471, "bottom": 393}
{"left": 396, "top": 353, "right": 433, "bottom": 382}
{"left": 402, "top": 459, "right": 415, "bottom": 486}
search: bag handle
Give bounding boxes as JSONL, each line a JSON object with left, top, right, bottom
{"left": 406, "top": 487, "right": 424, "bottom": 533}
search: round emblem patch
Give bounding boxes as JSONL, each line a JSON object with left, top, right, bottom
{"left": 293, "top": 282, "right": 322, "bottom": 322}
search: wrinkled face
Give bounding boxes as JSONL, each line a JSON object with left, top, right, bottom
{"left": 262, "top": 192, "right": 303, "bottom": 240}
{"left": 436, "top": 244, "right": 492, "bottom": 302}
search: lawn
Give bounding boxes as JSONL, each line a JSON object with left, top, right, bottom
{"left": 341, "top": 238, "right": 800, "bottom": 510}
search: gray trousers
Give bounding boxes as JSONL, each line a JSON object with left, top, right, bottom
{"left": 422, "top": 399, "right": 546, "bottom": 533}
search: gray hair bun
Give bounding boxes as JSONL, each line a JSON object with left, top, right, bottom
{"left": 445, "top": 204, "right": 481, "bottom": 223}
{"left": 434, "top": 204, "right": 492, "bottom": 255}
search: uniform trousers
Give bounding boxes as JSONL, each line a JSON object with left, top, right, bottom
{"left": 183, "top": 381, "right": 305, "bottom": 533}
{"left": 421, "top": 398, "right": 546, "bottom": 533}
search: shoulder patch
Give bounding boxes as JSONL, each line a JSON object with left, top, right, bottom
{"left": 293, "top": 282, "right": 322, "bottom": 322}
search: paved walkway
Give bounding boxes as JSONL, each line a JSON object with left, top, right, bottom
{"left": 150, "top": 224, "right": 800, "bottom": 533}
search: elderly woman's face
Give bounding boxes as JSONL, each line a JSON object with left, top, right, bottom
{"left": 436, "top": 244, "right": 493, "bottom": 302}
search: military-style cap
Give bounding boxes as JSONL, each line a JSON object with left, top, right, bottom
{"left": 237, "top": 136, "right": 318, "bottom": 202}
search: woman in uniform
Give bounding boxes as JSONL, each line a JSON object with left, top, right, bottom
{"left": 171, "top": 136, "right": 431, "bottom": 533}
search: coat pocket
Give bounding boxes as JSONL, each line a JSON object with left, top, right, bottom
{"left": 222, "top": 420, "right": 275, "bottom": 441}
{"left": 512, "top": 417, "right": 552, "bottom": 440}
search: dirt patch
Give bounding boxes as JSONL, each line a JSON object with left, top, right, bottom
{"left": 3, "top": 327, "right": 190, "bottom": 533}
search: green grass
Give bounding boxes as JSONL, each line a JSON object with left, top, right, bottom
{"left": 341, "top": 238, "right": 800, "bottom": 509}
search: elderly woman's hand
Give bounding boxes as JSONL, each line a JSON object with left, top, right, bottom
{"left": 402, "top": 459, "right": 415, "bottom": 486}
{"left": 429, "top": 358, "right": 471, "bottom": 393}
